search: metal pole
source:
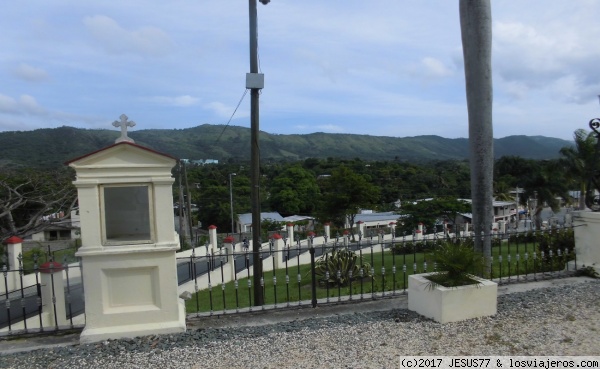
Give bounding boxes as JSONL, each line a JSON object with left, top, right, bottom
{"left": 249, "top": 0, "right": 264, "bottom": 306}
{"left": 229, "top": 173, "right": 236, "bottom": 235}
{"left": 177, "top": 161, "right": 185, "bottom": 247}
{"left": 182, "top": 162, "right": 194, "bottom": 247}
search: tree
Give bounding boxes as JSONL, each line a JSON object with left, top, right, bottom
{"left": 399, "top": 197, "right": 472, "bottom": 235}
{"left": 522, "top": 162, "right": 569, "bottom": 229}
{"left": 269, "top": 165, "right": 320, "bottom": 216}
{"left": 559, "top": 129, "right": 597, "bottom": 210}
{"left": 0, "top": 169, "right": 77, "bottom": 242}
{"left": 460, "top": 0, "right": 493, "bottom": 263}
{"left": 318, "top": 165, "right": 380, "bottom": 236}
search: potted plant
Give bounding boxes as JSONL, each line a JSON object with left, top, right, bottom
{"left": 407, "top": 242, "right": 497, "bottom": 323}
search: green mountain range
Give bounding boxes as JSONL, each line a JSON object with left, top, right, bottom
{"left": 0, "top": 124, "right": 573, "bottom": 168}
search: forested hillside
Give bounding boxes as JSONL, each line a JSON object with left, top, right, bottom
{"left": 0, "top": 124, "right": 572, "bottom": 168}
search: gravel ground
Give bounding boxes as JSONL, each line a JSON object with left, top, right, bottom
{"left": 1, "top": 279, "right": 599, "bottom": 369}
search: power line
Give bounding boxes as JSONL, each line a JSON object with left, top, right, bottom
{"left": 216, "top": 89, "right": 249, "bottom": 144}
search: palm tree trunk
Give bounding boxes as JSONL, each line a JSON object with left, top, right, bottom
{"left": 459, "top": 0, "right": 493, "bottom": 266}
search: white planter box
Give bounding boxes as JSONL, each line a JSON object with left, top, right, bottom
{"left": 408, "top": 272, "right": 497, "bottom": 323}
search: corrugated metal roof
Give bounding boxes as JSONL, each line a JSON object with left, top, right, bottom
{"left": 238, "top": 212, "right": 284, "bottom": 225}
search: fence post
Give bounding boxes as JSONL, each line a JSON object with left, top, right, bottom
{"left": 208, "top": 225, "right": 218, "bottom": 254}
{"left": 39, "top": 261, "right": 67, "bottom": 328}
{"left": 310, "top": 246, "right": 317, "bottom": 308}
{"left": 272, "top": 234, "right": 283, "bottom": 270}
{"left": 286, "top": 223, "right": 294, "bottom": 247}
{"left": 223, "top": 236, "right": 235, "bottom": 281}
{"left": 324, "top": 223, "right": 331, "bottom": 240}
{"left": 2, "top": 236, "right": 23, "bottom": 293}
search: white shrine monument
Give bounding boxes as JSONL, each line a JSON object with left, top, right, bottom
{"left": 68, "top": 115, "right": 186, "bottom": 344}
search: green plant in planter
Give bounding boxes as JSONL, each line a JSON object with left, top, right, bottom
{"left": 314, "top": 248, "right": 372, "bottom": 287}
{"left": 425, "top": 242, "right": 486, "bottom": 289}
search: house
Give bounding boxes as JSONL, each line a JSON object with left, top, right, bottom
{"left": 456, "top": 199, "right": 519, "bottom": 230}
{"left": 346, "top": 211, "right": 401, "bottom": 234}
{"left": 29, "top": 209, "right": 81, "bottom": 242}
{"left": 236, "top": 212, "right": 285, "bottom": 233}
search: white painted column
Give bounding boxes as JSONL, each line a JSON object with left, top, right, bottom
{"left": 223, "top": 236, "right": 235, "bottom": 281}
{"left": 415, "top": 223, "right": 423, "bottom": 241}
{"left": 286, "top": 223, "right": 294, "bottom": 247}
{"left": 389, "top": 222, "right": 396, "bottom": 238}
{"left": 208, "top": 225, "right": 217, "bottom": 254}
{"left": 2, "top": 236, "right": 23, "bottom": 292}
{"left": 497, "top": 220, "right": 505, "bottom": 234}
{"left": 307, "top": 231, "right": 316, "bottom": 248}
{"left": 343, "top": 230, "right": 350, "bottom": 247}
{"left": 40, "top": 261, "right": 68, "bottom": 327}
{"left": 272, "top": 234, "right": 283, "bottom": 270}
{"left": 356, "top": 221, "right": 365, "bottom": 239}
{"left": 323, "top": 223, "right": 331, "bottom": 240}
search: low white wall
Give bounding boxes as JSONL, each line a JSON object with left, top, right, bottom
{"left": 571, "top": 211, "right": 600, "bottom": 274}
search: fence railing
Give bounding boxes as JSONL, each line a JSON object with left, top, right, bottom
{"left": 0, "top": 248, "right": 84, "bottom": 335}
{"left": 180, "top": 226, "right": 577, "bottom": 316}
{"left": 0, "top": 226, "right": 578, "bottom": 335}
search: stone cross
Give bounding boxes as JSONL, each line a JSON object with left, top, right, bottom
{"left": 112, "top": 114, "right": 136, "bottom": 143}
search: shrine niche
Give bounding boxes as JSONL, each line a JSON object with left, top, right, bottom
{"left": 66, "top": 115, "right": 186, "bottom": 344}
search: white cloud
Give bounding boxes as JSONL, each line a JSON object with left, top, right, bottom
{"left": 149, "top": 95, "right": 200, "bottom": 107}
{"left": 493, "top": 18, "right": 600, "bottom": 105}
{"left": 19, "top": 95, "right": 46, "bottom": 115}
{"left": 0, "top": 94, "right": 18, "bottom": 113}
{"left": 83, "top": 15, "right": 172, "bottom": 57}
{"left": 421, "top": 57, "right": 453, "bottom": 78}
{"left": 0, "top": 94, "right": 45, "bottom": 115}
{"left": 204, "top": 101, "right": 249, "bottom": 120}
{"left": 14, "top": 64, "right": 48, "bottom": 82}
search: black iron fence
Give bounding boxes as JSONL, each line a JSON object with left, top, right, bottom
{"left": 180, "top": 226, "right": 578, "bottom": 316}
{"left": 0, "top": 226, "right": 579, "bottom": 335}
{"left": 0, "top": 249, "right": 84, "bottom": 335}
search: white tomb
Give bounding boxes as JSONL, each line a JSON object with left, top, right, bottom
{"left": 68, "top": 118, "right": 185, "bottom": 343}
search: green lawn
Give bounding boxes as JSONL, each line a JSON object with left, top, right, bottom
{"left": 185, "top": 240, "right": 574, "bottom": 313}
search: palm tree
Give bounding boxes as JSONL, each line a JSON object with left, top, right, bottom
{"left": 559, "top": 128, "right": 597, "bottom": 210}
{"left": 493, "top": 179, "right": 515, "bottom": 202}
{"left": 459, "top": 0, "right": 493, "bottom": 264}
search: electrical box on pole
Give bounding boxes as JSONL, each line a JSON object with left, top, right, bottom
{"left": 246, "top": 73, "right": 264, "bottom": 89}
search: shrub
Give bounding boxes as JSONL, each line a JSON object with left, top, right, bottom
{"left": 390, "top": 240, "right": 441, "bottom": 255}
{"left": 425, "top": 242, "right": 486, "bottom": 288}
{"left": 315, "top": 248, "right": 372, "bottom": 287}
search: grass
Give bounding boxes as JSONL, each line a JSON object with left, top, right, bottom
{"left": 3, "top": 244, "right": 79, "bottom": 272}
{"left": 185, "top": 239, "right": 575, "bottom": 313}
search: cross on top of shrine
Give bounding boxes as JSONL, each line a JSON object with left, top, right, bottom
{"left": 112, "top": 114, "right": 136, "bottom": 143}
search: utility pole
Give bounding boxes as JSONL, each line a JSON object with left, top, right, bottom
{"left": 229, "top": 172, "right": 236, "bottom": 236}
{"left": 248, "top": 0, "right": 267, "bottom": 306}
{"left": 182, "top": 162, "right": 194, "bottom": 247}
{"left": 177, "top": 161, "right": 185, "bottom": 247}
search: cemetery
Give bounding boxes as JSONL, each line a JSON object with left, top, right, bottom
{"left": 1, "top": 1, "right": 600, "bottom": 365}
{"left": 0, "top": 124, "right": 593, "bottom": 341}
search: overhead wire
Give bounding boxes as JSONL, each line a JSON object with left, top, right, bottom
{"left": 215, "top": 88, "right": 249, "bottom": 144}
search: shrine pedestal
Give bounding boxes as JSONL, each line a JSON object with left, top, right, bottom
{"left": 78, "top": 246, "right": 185, "bottom": 344}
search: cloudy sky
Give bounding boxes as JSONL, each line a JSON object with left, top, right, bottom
{"left": 1, "top": 1, "right": 600, "bottom": 140}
